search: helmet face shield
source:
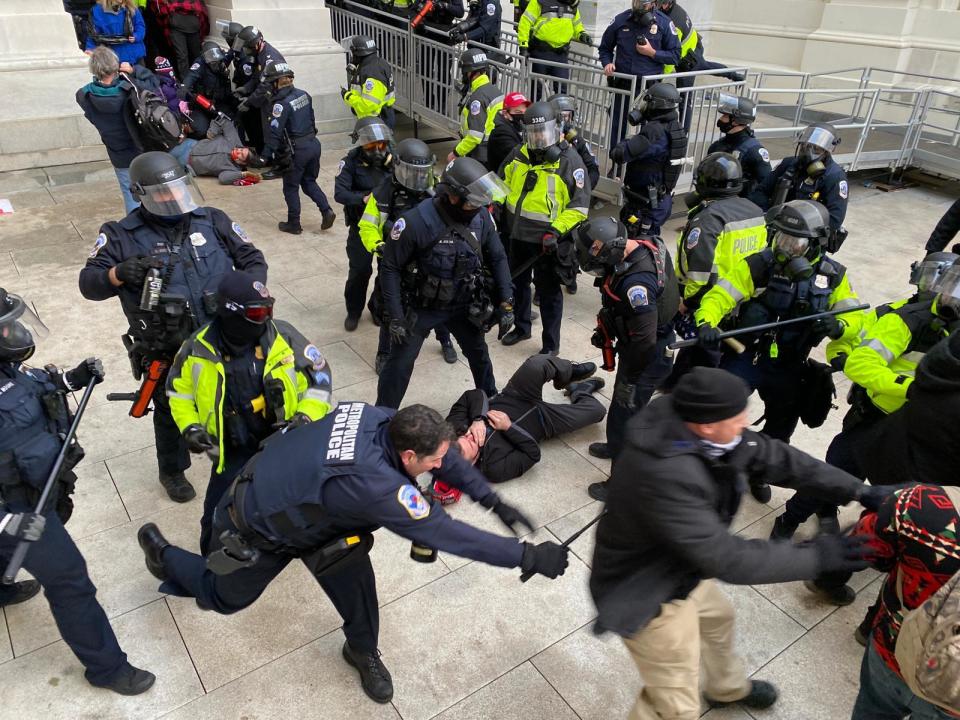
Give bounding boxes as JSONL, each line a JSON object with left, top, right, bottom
{"left": 910, "top": 257, "right": 955, "bottom": 292}
{"left": 395, "top": 160, "right": 435, "bottom": 192}
{"left": 798, "top": 126, "right": 837, "bottom": 155}
{"left": 632, "top": 0, "right": 655, "bottom": 11}
{"left": 462, "top": 171, "right": 509, "bottom": 208}
{"left": 0, "top": 294, "right": 48, "bottom": 362}
{"left": 934, "top": 265, "right": 960, "bottom": 304}
{"left": 135, "top": 175, "right": 201, "bottom": 217}
{"left": 524, "top": 119, "right": 558, "bottom": 150}
{"left": 354, "top": 122, "right": 393, "bottom": 146}
{"left": 772, "top": 231, "right": 810, "bottom": 260}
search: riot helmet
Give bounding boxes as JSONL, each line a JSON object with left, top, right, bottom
{"left": 716, "top": 93, "right": 756, "bottom": 133}
{"left": 216, "top": 271, "right": 274, "bottom": 347}
{"left": 694, "top": 152, "right": 743, "bottom": 198}
{"left": 631, "top": 0, "right": 656, "bottom": 25}
{"left": 574, "top": 217, "right": 629, "bottom": 277}
{"left": 201, "top": 39, "right": 222, "bottom": 54}
{"left": 202, "top": 45, "right": 227, "bottom": 74}
{"left": 797, "top": 122, "right": 840, "bottom": 166}
{"left": 547, "top": 93, "right": 577, "bottom": 132}
{"left": 351, "top": 117, "right": 393, "bottom": 165}
{"left": 349, "top": 35, "right": 377, "bottom": 60}
{"left": 910, "top": 251, "right": 959, "bottom": 296}
{"left": 766, "top": 200, "right": 830, "bottom": 280}
{"left": 233, "top": 26, "right": 263, "bottom": 55}
{"left": 394, "top": 139, "right": 436, "bottom": 193}
{"left": 0, "top": 290, "right": 48, "bottom": 363}
{"left": 456, "top": 49, "right": 489, "bottom": 93}
{"left": 439, "top": 156, "right": 509, "bottom": 208}
{"left": 934, "top": 263, "right": 960, "bottom": 322}
{"left": 657, "top": 0, "right": 675, "bottom": 10}
{"left": 263, "top": 61, "right": 294, "bottom": 84}
{"left": 129, "top": 151, "right": 201, "bottom": 217}
{"left": 221, "top": 21, "right": 244, "bottom": 47}
{"left": 629, "top": 82, "right": 680, "bottom": 125}
{"left": 523, "top": 102, "right": 560, "bottom": 152}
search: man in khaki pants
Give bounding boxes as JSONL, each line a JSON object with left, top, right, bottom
{"left": 589, "top": 367, "right": 888, "bottom": 719}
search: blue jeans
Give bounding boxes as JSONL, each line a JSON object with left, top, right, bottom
{"left": 114, "top": 167, "right": 140, "bottom": 215}
{"left": 169, "top": 138, "right": 198, "bottom": 170}
{"left": 851, "top": 641, "right": 953, "bottom": 720}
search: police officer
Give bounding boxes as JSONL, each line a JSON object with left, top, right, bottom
{"left": 79, "top": 151, "right": 268, "bottom": 503}
{"left": 599, "top": 0, "right": 680, "bottom": 148}
{"left": 341, "top": 36, "right": 397, "bottom": 129}
{"left": 137, "top": 403, "right": 569, "bottom": 703}
{"left": 167, "top": 271, "right": 335, "bottom": 553}
{"left": 448, "top": 50, "right": 504, "bottom": 167}
{"left": 694, "top": 200, "right": 864, "bottom": 444}
{"left": 0, "top": 289, "right": 155, "bottom": 695}
{"left": 222, "top": 23, "right": 260, "bottom": 147}
{"left": 335, "top": 117, "right": 394, "bottom": 331}
{"left": 667, "top": 153, "right": 767, "bottom": 387}
{"left": 611, "top": 82, "right": 687, "bottom": 237}
{"left": 518, "top": 0, "right": 589, "bottom": 97}
{"left": 449, "top": 0, "right": 502, "bottom": 54}
{"left": 548, "top": 93, "right": 600, "bottom": 189}
{"left": 259, "top": 61, "right": 338, "bottom": 235}
{"left": 751, "top": 122, "right": 849, "bottom": 242}
{"left": 179, "top": 43, "right": 236, "bottom": 138}
{"left": 359, "top": 139, "right": 459, "bottom": 371}
{"left": 706, "top": 94, "right": 771, "bottom": 200}
{"left": 575, "top": 218, "right": 680, "bottom": 477}
{"left": 233, "top": 26, "right": 286, "bottom": 162}
{"left": 499, "top": 102, "right": 591, "bottom": 354}
{"left": 376, "top": 157, "right": 515, "bottom": 408}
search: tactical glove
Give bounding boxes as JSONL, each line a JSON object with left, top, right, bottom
{"left": 183, "top": 424, "right": 216, "bottom": 454}
{"left": 812, "top": 315, "right": 844, "bottom": 340}
{"left": 497, "top": 301, "right": 515, "bottom": 340}
{"left": 812, "top": 534, "right": 871, "bottom": 575}
{"left": 491, "top": 499, "right": 535, "bottom": 536}
{"left": 284, "top": 413, "right": 313, "bottom": 430}
{"left": 114, "top": 255, "right": 156, "bottom": 287}
{"left": 520, "top": 541, "right": 569, "bottom": 579}
{"left": 65, "top": 357, "right": 105, "bottom": 389}
{"left": 697, "top": 323, "right": 722, "bottom": 349}
{"left": 578, "top": 31, "right": 593, "bottom": 45}
{"left": 609, "top": 144, "right": 626, "bottom": 164}
{"left": 2, "top": 512, "right": 45, "bottom": 542}
{"left": 388, "top": 318, "right": 409, "bottom": 346}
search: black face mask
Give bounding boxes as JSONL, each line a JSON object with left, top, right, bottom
{"left": 683, "top": 190, "right": 701, "bottom": 209}
{"left": 717, "top": 118, "right": 735, "bottom": 134}
{"left": 510, "top": 115, "right": 525, "bottom": 131}
{"left": 440, "top": 196, "right": 481, "bottom": 224}
{"left": 217, "top": 314, "right": 265, "bottom": 350}
{"left": 362, "top": 148, "right": 388, "bottom": 166}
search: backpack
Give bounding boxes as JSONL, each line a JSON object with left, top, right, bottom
{"left": 123, "top": 73, "right": 183, "bottom": 151}
{"left": 893, "top": 485, "right": 960, "bottom": 713}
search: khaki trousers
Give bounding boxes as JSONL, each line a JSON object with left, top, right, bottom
{"left": 622, "top": 580, "right": 751, "bottom": 720}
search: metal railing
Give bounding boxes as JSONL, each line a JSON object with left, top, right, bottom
{"left": 327, "top": 2, "right": 960, "bottom": 191}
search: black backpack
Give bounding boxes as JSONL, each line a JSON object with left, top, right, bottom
{"left": 123, "top": 74, "right": 183, "bottom": 151}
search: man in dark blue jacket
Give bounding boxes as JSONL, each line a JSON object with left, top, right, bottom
{"left": 137, "top": 403, "right": 569, "bottom": 704}
{"left": 599, "top": 0, "right": 680, "bottom": 148}
{"left": 76, "top": 46, "right": 146, "bottom": 214}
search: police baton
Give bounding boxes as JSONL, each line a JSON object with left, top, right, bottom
{"left": 520, "top": 509, "right": 606, "bottom": 583}
{"left": 2, "top": 381, "right": 98, "bottom": 585}
{"left": 668, "top": 304, "right": 871, "bottom": 350}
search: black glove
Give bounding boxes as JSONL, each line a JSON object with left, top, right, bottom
{"left": 612, "top": 379, "right": 636, "bottom": 409}
{"left": 812, "top": 315, "right": 844, "bottom": 340}
{"left": 590, "top": 328, "right": 605, "bottom": 349}
{"left": 578, "top": 31, "right": 592, "bottom": 45}
{"left": 498, "top": 301, "right": 515, "bottom": 340}
{"left": 389, "top": 318, "right": 408, "bottom": 346}
{"left": 176, "top": 85, "right": 189, "bottom": 100}
{"left": 340, "top": 86, "right": 348, "bottom": 100}
{"left": 519, "top": 47, "right": 529, "bottom": 58}
{"left": 183, "top": 424, "right": 215, "bottom": 454}
{"left": 541, "top": 231, "right": 558, "bottom": 254}
{"left": 449, "top": 27, "right": 465, "bottom": 42}
{"left": 65, "top": 357, "right": 105, "bottom": 389}
{"left": 491, "top": 500, "right": 535, "bottom": 536}
{"left": 2, "top": 511, "right": 45, "bottom": 542}
{"left": 697, "top": 323, "right": 722, "bottom": 349}
{"left": 521, "top": 541, "right": 569, "bottom": 579}
{"left": 114, "top": 255, "right": 156, "bottom": 287}
{"left": 609, "top": 144, "right": 625, "bottom": 164}
{"left": 858, "top": 483, "right": 897, "bottom": 512}
{"left": 285, "top": 413, "right": 312, "bottom": 430}
{"left": 813, "top": 534, "right": 871, "bottom": 575}
{"left": 829, "top": 353, "right": 847, "bottom": 372}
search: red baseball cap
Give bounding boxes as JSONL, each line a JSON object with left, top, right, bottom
{"left": 504, "top": 92, "right": 531, "bottom": 111}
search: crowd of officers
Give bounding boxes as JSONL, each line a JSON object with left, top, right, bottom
{"left": 3, "top": 1, "right": 960, "bottom": 718}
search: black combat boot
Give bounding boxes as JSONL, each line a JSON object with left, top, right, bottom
{"left": 159, "top": 471, "right": 195, "bottom": 502}
{"left": 88, "top": 663, "right": 156, "bottom": 696}
{"left": 0, "top": 580, "right": 41, "bottom": 607}
{"left": 138, "top": 523, "right": 170, "bottom": 581}
{"left": 342, "top": 642, "right": 394, "bottom": 703}
{"left": 278, "top": 221, "right": 303, "bottom": 235}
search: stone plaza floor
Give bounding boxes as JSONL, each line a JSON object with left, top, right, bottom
{"left": 0, "top": 145, "right": 956, "bottom": 720}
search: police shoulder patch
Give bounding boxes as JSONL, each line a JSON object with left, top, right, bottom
{"left": 190, "top": 62, "right": 200, "bottom": 71}
{"left": 304, "top": 343, "right": 326, "bottom": 370}
{"left": 253, "top": 281, "right": 269, "bottom": 298}
{"left": 398, "top": 484, "right": 430, "bottom": 520}
{"left": 759, "top": 147, "right": 771, "bottom": 163}
{"left": 364, "top": 78, "right": 375, "bottom": 91}
{"left": 336, "top": 159, "right": 346, "bottom": 176}
{"left": 391, "top": 217, "right": 406, "bottom": 241}
{"left": 669, "top": 21, "right": 678, "bottom": 35}
{"left": 232, "top": 222, "right": 250, "bottom": 243}
{"left": 573, "top": 167, "right": 585, "bottom": 188}
{"left": 272, "top": 103, "right": 284, "bottom": 118}
{"left": 89, "top": 233, "right": 108, "bottom": 258}
{"left": 243, "top": 63, "right": 253, "bottom": 75}
{"left": 649, "top": 23, "right": 658, "bottom": 35}
{"left": 838, "top": 180, "right": 849, "bottom": 199}
{"left": 685, "top": 226, "right": 701, "bottom": 249}
{"left": 486, "top": 2, "right": 496, "bottom": 14}
{"left": 470, "top": 99, "right": 482, "bottom": 115}
{"left": 627, "top": 285, "right": 649, "bottom": 308}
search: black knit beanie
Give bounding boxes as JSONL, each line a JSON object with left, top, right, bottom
{"left": 672, "top": 367, "right": 750, "bottom": 424}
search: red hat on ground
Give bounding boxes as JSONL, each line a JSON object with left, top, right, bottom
{"left": 504, "top": 92, "right": 531, "bottom": 111}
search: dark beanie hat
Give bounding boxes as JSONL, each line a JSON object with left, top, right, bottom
{"left": 672, "top": 367, "right": 750, "bottom": 424}
{"left": 216, "top": 270, "right": 270, "bottom": 314}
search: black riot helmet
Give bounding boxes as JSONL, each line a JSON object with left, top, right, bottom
{"left": 262, "top": 60, "right": 294, "bottom": 84}
{"left": 716, "top": 92, "right": 756, "bottom": 133}
{"left": 523, "top": 101, "right": 561, "bottom": 159}
{"left": 797, "top": 122, "right": 840, "bottom": 166}
{"left": 438, "top": 156, "right": 509, "bottom": 208}
{"left": 456, "top": 49, "right": 489, "bottom": 93}
{"left": 657, "top": 0, "right": 675, "bottom": 10}
{"left": 221, "top": 21, "right": 244, "bottom": 47}
{"left": 201, "top": 39, "right": 222, "bottom": 54}
{"left": 547, "top": 93, "right": 577, "bottom": 131}
{"left": 350, "top": 35, "right": 377, "bottom": 59}
{"left": 0, "top": 289, "right": 49, "bottom": 363}
{"left": 910, "top": 251, "right": 959, "bottom": 295}
{"left": 129, "top": 151, "right": 201, "bottom": 217}
{"left": 694, "top": 153, "right": 743, "bottom": 198}
{"left": 394, "top": 138, "right": 436, "bottom": 193}
{"left": 574, "top": 217, "right": 629, "bottom": 277}
{"left": 766, "top": 200, "right": 830, "bottom": 280}
{"left": 352, "top": 117, "right": 393, "bottom": 165}
{"left": 933, "top": 263, "right": 960, "bottom": 322}
{"left": 631, "top": 0, "right": 656, "bottom": 25}
{"left": 233, "top": 26, "right": 263, "bottom": 55}
{"left": 629, "top": 82, "right": 680, "bottom": 125}
{"left": 202, "top": 45, "right": 227, "bottom": 73}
